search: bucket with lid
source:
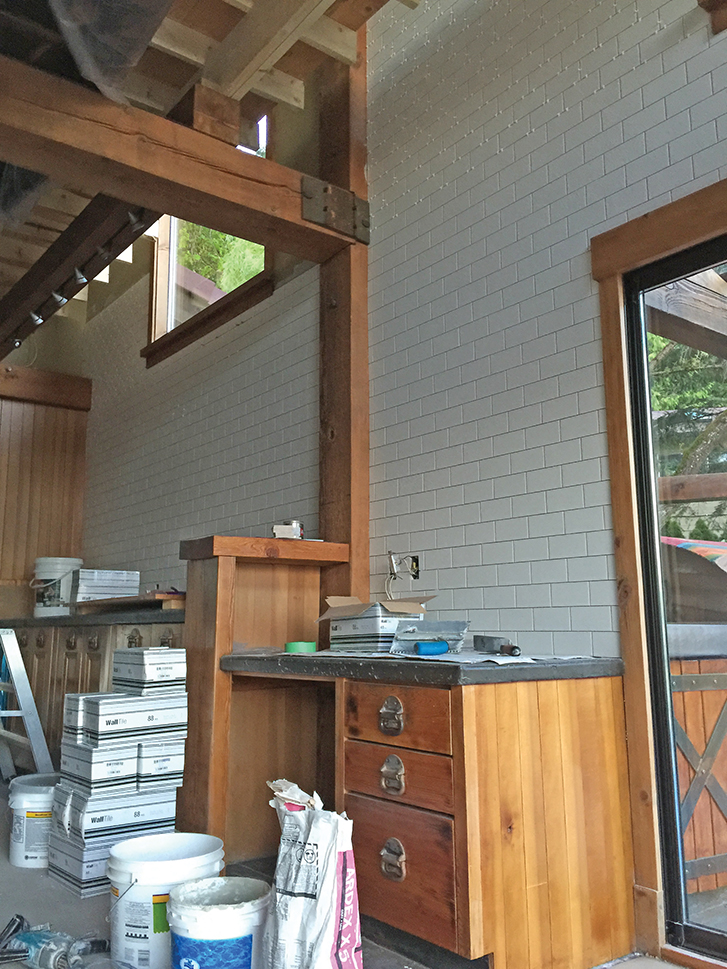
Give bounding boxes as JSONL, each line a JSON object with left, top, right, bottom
{"left": 8, "top": 772, "right": 60, "bottom": 868}
{"left": 31, "top": 557, "right": 83, "bottom": 617}
{"left": 107, "top": 832, "right": 224, "bottom": 969}
{"left": 168, "top": 876, "right": 271, "bottom": 969}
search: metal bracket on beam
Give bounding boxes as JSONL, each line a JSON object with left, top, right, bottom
{"left": 301, "top": 175, "right": 370, "bottom": 244}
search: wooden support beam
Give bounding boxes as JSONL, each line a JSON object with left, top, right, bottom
{"left": 153, "top": 14, "right": 357, "bottom": 69}
{"left": 0, "top": 194, "right": 159, "bottom": 359}
{"left": 698, "top": 0, "right": 727, "bottom": 32}
{"left": 168, "top": 84, "right": 242, "bottom": 145}
{"left": 658, "top": 472, "right": 727, "bottom": 503}
{"left": 0, "top": 364, "right": 92, "bottom": 410}
{"left": 0, "top": 55, "right": 353, "bottom": 264}
{"left": 318, "top": 27, "right": 370, "bottom": 603}
{"left": 645, "top": 270, "right": 727, "bottom": 359}
{"left": 203, "top": 0, "right": 337, "bottom": 100}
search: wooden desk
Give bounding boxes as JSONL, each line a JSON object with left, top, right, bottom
{"left": 176, "top": 537, "right": 634, "bottom": 967}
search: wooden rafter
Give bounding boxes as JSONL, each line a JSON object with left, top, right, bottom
{"left": 0, "top": 55, "right": 354, "bottom": 264}
{"left": 645, "top": 270, "right": 727, "bottom": 359}
{"left": 203, "top": 0, "right": 338, "bottom": 100}
{"left": 698, "top": 0, "right": 727, "bottom": 32}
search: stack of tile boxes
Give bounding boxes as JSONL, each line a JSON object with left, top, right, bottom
{"left": 48, "top": 648, "right": 187, "bottom": 896}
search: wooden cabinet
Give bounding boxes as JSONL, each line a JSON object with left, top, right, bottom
{"left": 338, "top": 676, "right": 635, "bottom": 967}
{"left": 14, "top": 617, "right": 183, "bottom": 768}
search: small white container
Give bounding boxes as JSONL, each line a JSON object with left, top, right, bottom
{"left": 168, "top": 876, "right": 271, "bottom": 969}
{"left": 31, "top": 557, "right": 83, "bottom": 617}
{"left": 8, "top": 772, "right": 60, "bottom": 868}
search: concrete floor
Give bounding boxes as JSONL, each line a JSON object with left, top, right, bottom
{"left": 0, "top": 781, "right": 672, "bottom": 969}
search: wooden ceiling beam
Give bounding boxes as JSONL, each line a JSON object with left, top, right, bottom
{"left": 0, "top": 55, "right": 353, "bottom": 265}
{"left": 203, "top": 0, "right": 338, "bottom": 99}
{"left": 153, "top": 14, "right": 356, "bottom": 69}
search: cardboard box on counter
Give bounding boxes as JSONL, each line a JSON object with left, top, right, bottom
{"left": 317, "top": 596, "right": 434, "bottom": 651}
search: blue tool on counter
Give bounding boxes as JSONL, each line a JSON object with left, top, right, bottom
{"left": 415, "top": 640, "right": 449, "bottom": 655}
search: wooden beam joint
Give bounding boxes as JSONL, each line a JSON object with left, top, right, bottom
{"left": 301, "top": 175, "right": 370, "bottom": 243}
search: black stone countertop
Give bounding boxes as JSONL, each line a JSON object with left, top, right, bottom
{"left": 1, "top": 610, "right": 185, "bottom": 627}
{"left": 220, "top": 650, "right": 623, "bottom": 687}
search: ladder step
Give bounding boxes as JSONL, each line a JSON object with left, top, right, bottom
{"left": 0, "top": 727, "right": 31, "bottom": 749}
{"left": 0, "top": 710, "right": 24, "bottom": 718}
{"left": 0, "top": 681, "right": 15, "bottom": 693}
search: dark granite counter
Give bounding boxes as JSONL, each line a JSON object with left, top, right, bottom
{"left": 220, "top": 650, "right": 623, "bottom": 687}
{"left": 1, "top": 610, "right": 185, "bottom": 627}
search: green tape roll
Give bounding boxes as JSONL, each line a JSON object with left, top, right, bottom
{"left": 285, "top": 641, "right": 317, "bottom": 653}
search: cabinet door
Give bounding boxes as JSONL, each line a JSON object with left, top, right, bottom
{"left": 16, "top": 626, "right": 56, "bottom": 734}
{"left": 77, "top": 626, "right": 113, "bottom": 693}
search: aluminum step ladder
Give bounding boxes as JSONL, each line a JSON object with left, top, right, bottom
{"left": 0, "top": 628, "right": 53, "bottom": 780}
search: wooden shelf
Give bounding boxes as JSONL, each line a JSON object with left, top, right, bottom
{"left": 73, "top": 592, "right": 186, "bottom": 614}
{"left": 179, "top": 535, "right": 349, "bottom": 565}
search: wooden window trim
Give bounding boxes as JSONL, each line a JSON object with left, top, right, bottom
{"left": 142, "top": 219, "right": 274, "bottom": 368}
{"left": 590, "top": 175, "right": 727, "bottom": 960}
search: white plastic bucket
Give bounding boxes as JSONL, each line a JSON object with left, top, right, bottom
{"left": 31, "top": 557, "right": 83, "bottom": 617}
{"left": 107, "top": 832, "right": 224, "bottom": 969}
{"left": 8, "top": 772, "right": 60, "bottom": 868}
{"left": 168, "top": 877, "right": 271, "bottom": 969}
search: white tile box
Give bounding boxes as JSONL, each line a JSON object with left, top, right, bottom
{"left": 112, "top": 681, "right": 187, "bottom": 697}
{"left": 52, "top": 783, "right": 178, "bottom": 843}
{"left": 82, "top": 692, "right": 188, "bottom": 746}
{"left": 112, "top": 647, "right": 187, "bottom": 684}
{"left": 48, "top": 832, "right": 113, "bottom": 884}
{"left": 60, "top": 740, "right": 138, "bottom": 794}
{"left": 63, "top": 693, "right": 118, "bottom": 742}
{"left": 137, "top": 739, "right": 186, "bottom": 790}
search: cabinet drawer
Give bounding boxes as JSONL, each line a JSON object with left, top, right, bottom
{"left": 345, "top": 739, "right": 454, "bottom": 814}
{"left": 346, "top": 793, "right": 457, "bottom": 951}
{"left": 343, "top": 681, "right": 451, "bottom": 754}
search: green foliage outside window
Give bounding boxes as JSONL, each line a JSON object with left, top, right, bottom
{"left": 177, "top": 221, "right": 264, "bottom": 293}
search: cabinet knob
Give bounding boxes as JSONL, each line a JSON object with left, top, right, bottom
{"left": 87, "top": 635, "right": 100, "bottom": 652}
{"left": 17, "top": 633, "right": 28, "bottom": 649}
{"left": 36, "top": 633, "right": 45, "bottom": 649}
{"left": 378, "top": 695, "right": 405, "bottom": 736}
{"left": 66, "top": 634, "right": 77, "bottom": 651}
{"left": 380, "top": 754, "right": 406, "bottom": 795}
{"left": 380, "top": 837, "right": 407, "bottom": 881}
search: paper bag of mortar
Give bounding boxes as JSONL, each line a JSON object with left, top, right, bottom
{"left": 263, "top": 779, "right": 363, "bottom": 969}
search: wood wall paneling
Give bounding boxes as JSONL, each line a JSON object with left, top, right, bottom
{"left": 454, "top": 678, "right": 633, "bottom": 968}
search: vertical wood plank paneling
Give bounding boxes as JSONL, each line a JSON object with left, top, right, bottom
{"left": 0, "top": 400, "right": 12, "bottom": 570}
{"left": 3, "top": 401, "right": 23, "bottom": 576}
{"left": 602, "top": 677, "right": 636, "bottom": 956}
{"left": 699, "top": 660, "right": 727, "bottom": 889}
{"left": 537, "top": 678, "right": 574, "bottom": 969}
{"left": 517, "top": 679, "right": 552, "bottom": 969}
{"left": 497, "top": 683, "right": 529, "bottom": 969}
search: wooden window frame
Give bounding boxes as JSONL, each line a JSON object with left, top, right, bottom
{"left": 591, "top": 177, "right": 727, "bottom": 965}
{"left": 142, "top": 215, "right": 274, "bottom": 368}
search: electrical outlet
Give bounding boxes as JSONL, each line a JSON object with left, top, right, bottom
{"left": 411, "top": 555, "right": 419, "bottom": 579}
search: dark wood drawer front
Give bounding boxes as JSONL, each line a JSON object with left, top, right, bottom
{"left": 346, "top": 793, "right": 457, "bottom": 952}
{"left": 343, "top": 681, "right": 451, "bottom": 754}
{"left": 345, "top": 739, "right": 454, "bottom": 814}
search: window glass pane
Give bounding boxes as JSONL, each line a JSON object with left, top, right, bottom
{"left": 168, "top": 220, "right": 265, "bottom": 330}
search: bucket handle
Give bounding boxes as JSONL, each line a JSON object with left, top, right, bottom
{"left": 107, "top": 878, "right": 138, "bottom": 921}
{"left": 29, "top": 567, "right": 78, "bottom": 590}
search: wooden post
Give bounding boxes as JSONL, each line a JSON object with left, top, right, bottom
{"left": 318, "top": 27, "right": 370, "bottom": 604}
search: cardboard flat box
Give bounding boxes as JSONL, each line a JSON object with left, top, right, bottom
{"left": 52, "top": 783, "right": 177, "bottom": 844}
{"left": 60, "top": 740, "right": 138, "bottom": 794}
{"left": 318, "top": 596, "right": 434, "bottom": 651}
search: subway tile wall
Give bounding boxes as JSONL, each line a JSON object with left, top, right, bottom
{"left": 81, "top": 270, "right": 320, "bottom": 591}
{"left": 367, "top": 0, "right": 727, "bottom": 655}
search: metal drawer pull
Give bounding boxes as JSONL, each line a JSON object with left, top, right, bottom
{"left": 380, "top": 837, "right": 407, "bottom": 881}
{"left": 380, "top": 754, "right": 406, "bottom": 795}
{"left": 87, "top": 635, "right": 100, "bottom": 652}
{"left": 127, "top": 630, "right": 142, "bottom": 648}
{"left": 66, "top": 634, "right": 77, "bottom": 651}
{"left": 379, "top": 695, "right": 404, "bottom": 735}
